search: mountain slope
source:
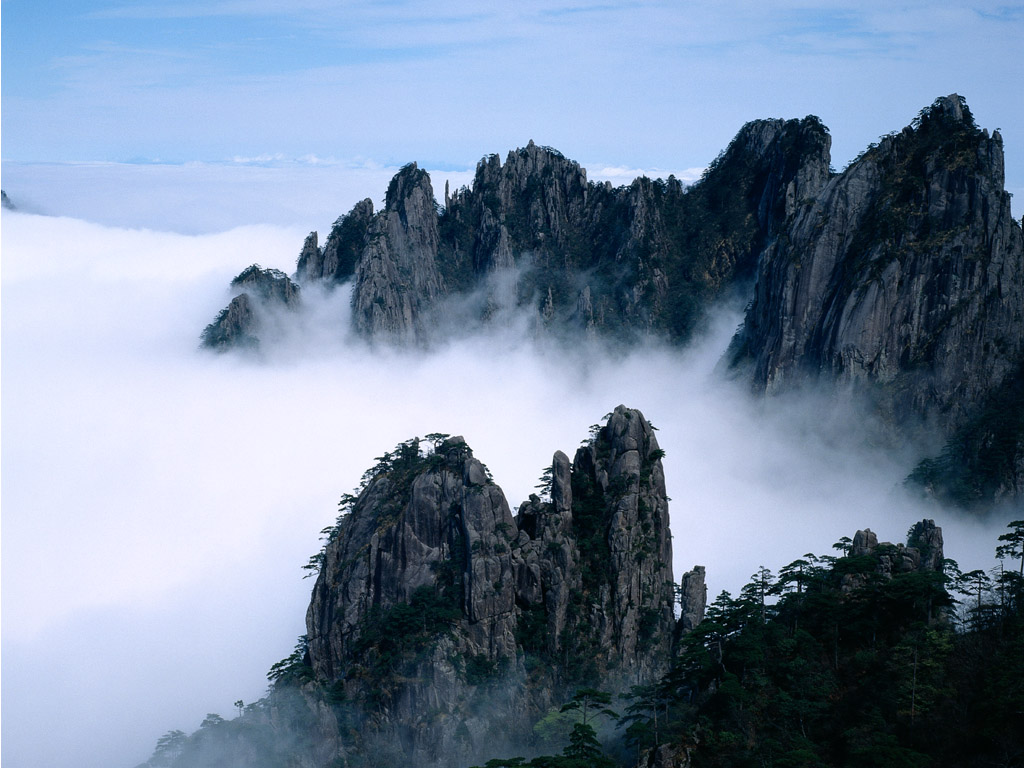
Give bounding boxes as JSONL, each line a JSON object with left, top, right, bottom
{"left": 728, "top": 95, "right": 1024, "bottom": 505}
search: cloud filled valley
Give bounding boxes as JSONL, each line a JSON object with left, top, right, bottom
{"left": 1, "top": 190, "right": 1011, "bottom": 768}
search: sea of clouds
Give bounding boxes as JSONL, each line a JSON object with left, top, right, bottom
{"left": 1, "top": 164, "right": 1010, "bottom": 768}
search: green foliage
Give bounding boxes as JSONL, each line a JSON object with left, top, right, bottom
{"left": 534, "top": 466, "right": 553, "bottom": 501}
{"left": 137, "top": 685, "right": 324, "bottom": 768}
{"left": 352, "top": 585, "right": 462, "bottom": 669}
{"left": 321, "top": 206, "right": 372, "bottom": 282}
{"left": 569, "top": 469, "right": 613, "bottom": 591}
{"left": 598, "top": 525, "right": 1024, "bottom": 768}
{"left": 267, "top": 635, "right": 313, "bottom": 686}
{"left": 471, "top": 691, "right": 616, "bottom": 768}
{"left": 464, "top": 653, "right": 504, "bottom": 686}
{"left": 559, "top": 687, "right": 618, "bottom": 725}
{"left": 515, "top": 602, "right": 549, "bottom": 660}
{"left": 907, "top": 360, "right": 1024, "bottom": 508}
{"left": 143, "top": 730, "right": 187, "bottom": 767}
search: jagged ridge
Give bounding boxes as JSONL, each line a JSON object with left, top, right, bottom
{"left": 299, "top": 406, "right": 692, "bottom": 766}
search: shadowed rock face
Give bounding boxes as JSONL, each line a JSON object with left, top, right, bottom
{"left": 431, "top": 126, "right": 830, "bottom": 341}
{"left": 287, "top": 126, "right": 831, "bottom": 344}
{"left": 727, "top": 95, "right": 1024, "bottom": 506}
{"left": 196, "top": 96, "right": 1022, "bottom": 503}
{"left": 733, "top": 95, "right": 1024, "bottom": 436}
{"left": 200, "top": 265, "right": 300, "bottom": 351}
{"left": 842, "top": 519, "right": 945, "bottom": 595}
{"left": 200, "top": 293, "right": 259, "bottom": 350}
{"left": 351, "top": 164, "right": 446, "bottom": 343}
{"left": 678, "top": 566, "right": 707, "bottom": 635}
{"left": 303, "top": 406, "right": 681, "bottom": 767}
{"left": 200, "top": 120, "right": 832, "bottom": 347}
{"left": 297, "top": 198, "right": 375, "bottom": 285}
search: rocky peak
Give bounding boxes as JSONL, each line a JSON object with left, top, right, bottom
{"left": 322, "top": 198, "right": 374, "bottom": 283}
{"left": 352, "top": 165, "right": 445, "bottom": 342}
{"left": 305, "top": 434, "right": 518, "bottom": 681}
{"left": 731, "top": 94, "right": 1024, "bottom": 467}
{"left": 199, "top": 293, "right": 258, "bottom": 351}
{"left": 562, "top": 405, "right": 676, "bottom": 684}
{"left": 301, "top": 407, "right": 678, "bottom": 765}
{"left": 230, "top": 264, "right": 301, "bottom": 305}
{"left": 714, "top": 115, "right": 832, "bottom": 232}
{"left": 843, "top": 520, "right": 944, "bottom": 590}
{"left": 677, "top": 565, "right": 707, "bottom": 635}
{"left": 446, "top": 140, "right": 591, "bottom": 276}
{"left": 297, "top": 198, "right": 376, "bottom": 285}
{"left": 200, "top": 265, "right": 300, "bottom": 351}
{"left": 385, "top": 163, "right": 434, "bottom": 224}
{"left": 202, "top": 119, "right": 837, "bottom": 347}
{"left": 294, "top": 231, "right": 321, "bottom": 282}
{"left": 927, "top": 93, "right": 970, "bottom": 126}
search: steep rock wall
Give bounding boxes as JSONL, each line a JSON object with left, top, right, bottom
{"left": 303, "top": 406, "right": 680, "bottom": 767}
{"left": 733, "top": 95, "right": 1024, "bottom": 439}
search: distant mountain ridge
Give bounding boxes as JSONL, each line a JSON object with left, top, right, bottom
{"left": 200, "top": 95, "right": 1024, "bottom": 508}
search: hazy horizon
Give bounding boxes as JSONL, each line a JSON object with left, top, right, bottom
{"left": 3, "top": 1, "right": 1024, "bottom": 212}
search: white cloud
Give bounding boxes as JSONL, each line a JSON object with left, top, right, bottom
{"left": 2, "top": 188, "right": 1009, "bottom": 768}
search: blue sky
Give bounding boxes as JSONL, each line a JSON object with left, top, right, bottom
{"left": 4, "top": 0, "right": 1024, "bottom": 195}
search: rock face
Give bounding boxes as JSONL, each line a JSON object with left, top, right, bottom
{"left": 199, "top": 117, "right": 831, "bottom": 346}
{"left": 213, "top": 124, "right": 830, "bottom": 347}
{"left": 677, "top": 566, "right": 707, "bottom": 635}
{"left": 1, "top": 190, "right": 15, "bottom": 210}
{"left": 731, "top": 96, "right": 1024, "bottom": 459}
{"left": 200, "top": 265, "right": 301, "bottom": 351}
{"left": 513, "top": 406, "right": 677, "bottom": 688}
{"left": 296, "top": 198, "right": 375, "bottom": 285}
{"left": 351, "top": 165, "right": 446, "bottom": 342}
{"left": 303, "top": 406, "right": 679, "bottom": 767}
{"left": 842, "top": 519, "right": 945, "bottom": 592}
{"left": 429, "top": 127, "right": 829, "bottom": 341}
{"left": 195, "top": 96, "right": 1021, "bottom": 505}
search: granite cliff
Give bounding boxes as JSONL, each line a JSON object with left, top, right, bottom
{"left": 729, "top": 95, "right": 1024, "bottom": 506}
{"left": 298, "top": 406, "right": 688, "bottom": 766}
{"left": 135, "top": 406, "right": 707, "bottom": 768}
{"left": 202, "top": 121, "right": 830, "bottom": 348}
{"left": 198, "top": 95, "right": 1024, "bottom": 505}
{"left": 201, "top": 265, "right": 301, "bottom": 351}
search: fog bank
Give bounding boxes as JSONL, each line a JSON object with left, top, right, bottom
{"left": 1, "top": 201, "right": 1008, "bottom": 768}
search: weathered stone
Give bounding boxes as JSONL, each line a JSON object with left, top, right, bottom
{"left": 678, "top": 565, "right": 707, "bottom": 635}
{"left": 841, "top": 520, "right": 945, "bottom": 594}
{"left": 199, "top": 293, "right": 259, "bottom": 351}
{"left": 351, "top": 165, "right": 445, "bottom": 342}
{"left": 200, "top": 265, "right": 301, "bottom": 351}
{"left": 732, "top": 96, "right": 1024, "bottom": 463}
{"left": 304, "top": 407, "right": 678, "bottom": 766}
{"left": 230, "top": 264, "right": 301, "bottom": 306}
{"left": 639, "top": 742, "right": 695, "bottom": 768}
{"left": 294, "top": 231, "right": 321, "bottom": 283}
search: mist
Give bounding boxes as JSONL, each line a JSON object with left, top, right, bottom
{"left": 1, "top": 178, "right": 1010, "bottom": 768}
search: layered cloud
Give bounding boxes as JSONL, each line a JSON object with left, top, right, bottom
{"left": 1, "top": 183, "right": 1008, "bottom": 767}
